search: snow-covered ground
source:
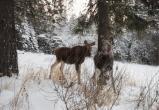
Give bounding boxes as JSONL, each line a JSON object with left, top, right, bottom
{"left": 0, "top": 51, "right": 159, "bottom": 110}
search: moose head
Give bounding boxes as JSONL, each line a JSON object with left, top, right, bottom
{"left": 83, "top": 40, "right": 95, "bottom": 57}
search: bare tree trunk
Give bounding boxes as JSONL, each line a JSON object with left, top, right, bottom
{"left": 94, "top": 0, "right": 116, "bottom": 93}
{"left": 0, "top": 0, "right": 18, "bottom": 77}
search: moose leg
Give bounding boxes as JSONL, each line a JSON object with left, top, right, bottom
{"left": 75, "top": 64, "right": 81, "bottom": 84}
{"left": 60, "top": 61, "right": 65, "bottom": 73}
{"left": 59, "top": 61, "right": 65, "bottom": 81}
{"left": 49, "top": 60, "right": 60, "bottom": 79}
{"left": 91, "top": 68, "right": 100, "bottom": 86}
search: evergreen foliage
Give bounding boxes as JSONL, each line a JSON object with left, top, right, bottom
{"left": 15, "top": 0, "right": 66, "bottom": 34}
{"left": 73, "top": 0, "right": 159, "bottom": 36}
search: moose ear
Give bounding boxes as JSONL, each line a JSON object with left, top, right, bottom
{"left": 84, "top": 40, "right": 88, "bottom": 45}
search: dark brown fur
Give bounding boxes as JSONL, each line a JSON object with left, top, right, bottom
{"left": 50, "top": 40, "right": 95, "bottom": 84}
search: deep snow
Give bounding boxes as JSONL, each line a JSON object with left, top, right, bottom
{"left": 0, "top": 51, "right": 159, "bottom": 110}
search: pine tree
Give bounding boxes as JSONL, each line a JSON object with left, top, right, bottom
{"left": 94, "top": 0, "right": 116, "bottom": 92}
{"left": 0, "top": 0, "right": 18, "bottom": 76}
{"left": 15, "top": 0, "right": 66, "bottom": 34}
{"left": 74, "top": 0, "right": 159, "bottom": 87}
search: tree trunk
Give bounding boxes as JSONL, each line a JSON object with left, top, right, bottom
{"left": 94, "top": 0, "right": 115, "bottom": 93}
{"left": 0, "top": 0, "right": 18, "bottom": 76}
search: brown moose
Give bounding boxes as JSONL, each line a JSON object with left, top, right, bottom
{"left": 50, "top": 40, "right": 95, "bottom": 84}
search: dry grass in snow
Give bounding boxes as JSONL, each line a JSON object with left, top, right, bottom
{"left": 0, "top": 51, "right": 159, "bottom": 110}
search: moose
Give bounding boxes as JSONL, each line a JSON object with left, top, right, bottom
{"left": 50, "top": 40, "right": 95, "bottom": 84}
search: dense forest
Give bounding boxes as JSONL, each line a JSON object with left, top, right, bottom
{"left": 13, "top": 0, "right": 159, "bottom": 65}
{"left": 0, "top": 0, "right": 159, "bottom": 110}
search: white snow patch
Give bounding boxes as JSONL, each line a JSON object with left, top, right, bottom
{"left": 0, "top": 51, "right": 159, "bottom": 110}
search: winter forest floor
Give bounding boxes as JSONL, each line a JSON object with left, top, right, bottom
{"left": 0, "top": 51, "right": 159, "bottom": 110}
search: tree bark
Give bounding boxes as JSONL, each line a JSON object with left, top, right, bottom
{"left": 0, "top": 0, "right": 18, "bottom": 76}
{"left": 94, "top": 0, "right": 115, "bottom": 92}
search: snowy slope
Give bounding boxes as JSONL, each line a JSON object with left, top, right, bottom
{"left": 0, "top": 51, "right": 159, "bottom": 110}
{"left": 114, "top": 61, "right": 159, "bottom": 86}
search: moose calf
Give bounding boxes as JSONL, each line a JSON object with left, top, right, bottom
{"left": 50, "top": 40, "right": 95, "bottom": 84}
